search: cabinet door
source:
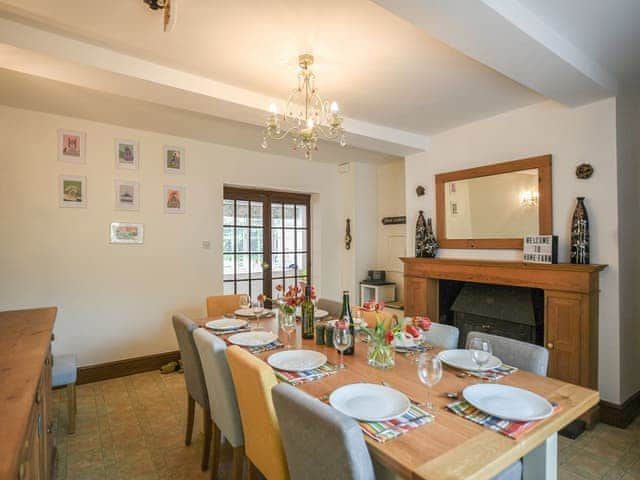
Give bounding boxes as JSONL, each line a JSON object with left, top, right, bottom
{"left": 404, "top": 276, "right": 427, "bottom": 316}
{"left": 545, "top": 292, "right": 584, "bottom": 385}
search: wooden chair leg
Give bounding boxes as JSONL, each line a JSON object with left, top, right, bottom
{"left": 232, "top": 445, "right": 245, "bottom": 480}
{"left": 202, "top": 409, "right": 212, "bottom": 470}
{"left": 67, "top": 383, "right": 76, "bottom": 434}
{"left": 209, "top": 424, "right": 221, "bottom": 480}
{"left": 185, "top": 394, "right": 195, "bottom": 446}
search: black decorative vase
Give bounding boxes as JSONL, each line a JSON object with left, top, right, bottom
{"left": 570, "top": 197, "right": 590, "bottom": 264}
{"left": 415, "top": 210, "right": 427, "bottom": 257}
{"left": 423, "top": 217, "right": 439, "bottom": 258}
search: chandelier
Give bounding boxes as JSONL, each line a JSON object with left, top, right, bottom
{"left": 262, "top": 54, "right": 345, "bottom": 159}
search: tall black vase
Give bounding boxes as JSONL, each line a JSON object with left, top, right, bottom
{"left": 423, "top": 217, "right": 439, "bottom": 258}
{"left": 570, "top": 197, "right": 590, "bottom": 264}
{"left": 415, "top": 210, "right": 427, "bottom": 257}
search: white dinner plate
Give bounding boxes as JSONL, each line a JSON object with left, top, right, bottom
{"left": 205, "top": 318, "right": 248, "bottom": 331}
{"left": 227, "top": 331, "right": 278, "bottom": 347}
{"left": 437, "top": 349, "right": 502, "bottom": 372}
{"left": 267, "top": 350, "right": 327, "bottom": 372}
{"left": 234, "top": 308, "right": 274, "bottom": 318}
{"left": 329, "top": 383, "right": 411, "bottom": 422}
{"left": 392, "top": 333, "right": 417, "bottom": 349}
{"left": 463, "top": 384, "right": 554, "bottom": 422}
{"left": 295, "top": 307, "right": 329, "bottom": 319}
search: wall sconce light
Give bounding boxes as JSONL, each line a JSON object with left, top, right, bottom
{"left": 520, "top": 190, "right": 539, "bottom": 207}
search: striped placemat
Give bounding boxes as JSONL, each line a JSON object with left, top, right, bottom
{"left": 275, "top": 363, "right": 339, "bottom": 386}
{"left": 465, "top": 364, "right": 519, "bottom": 381}
{"left": 447, "top": 400, "right": 558, "bottom": 439}
{"left": 358, "top": 405, "right": 434, "bottom": 443}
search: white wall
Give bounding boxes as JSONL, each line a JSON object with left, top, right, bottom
{"left": 616, "top": 87, "right": 640, "bottom": 402}
{"left": 0, "top": 105, "right": 358, "bottom": 366}
{"left": 405, "top": 99, "right": 621, "bottom": 403}
{"left": 376, "top": 161, "right": 406, "bottom": 302}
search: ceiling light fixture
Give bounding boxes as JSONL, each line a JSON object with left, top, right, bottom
{"left": 262, "top": 54, "right": 345, "bottom": 159}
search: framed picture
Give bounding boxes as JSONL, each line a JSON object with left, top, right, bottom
{"left": 115, "top": 139, "right": 139, "bottom": 170}
{"left": 110, "top": 222, "right": 144, "bottom": 244}
{"left": 115, "top": 180, "right": 140, "bottom": 211}
{"left": 58, "top": 129, "right": 86, "bottom": 164}
{"left": 164, "top": 145, "right": 184, "bottom": 174}
{"left": 164, "top": 185, "right": 185, "bottom": 213}
{"left": 59, "top": 175, "right": 87, "bottom": 208}
{"left": 450, "top": 200, "right": 459, "bottom": 216}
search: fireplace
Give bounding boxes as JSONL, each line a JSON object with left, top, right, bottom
{"left": 438, "top": 281, "right": 544, "bottom": 348}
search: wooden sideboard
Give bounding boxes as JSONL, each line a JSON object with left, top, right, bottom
{"left": 0, "top": 308, "right": 57, "bottom": 480}
{"left": 402, "top": 258, "right": 606, "bottom": 390}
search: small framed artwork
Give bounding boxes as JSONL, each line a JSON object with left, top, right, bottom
{"left": 115, "top": 180, "right": 140, "bottom": 211}
{"left": 115, "top": 139, "right": 139, "bottom": 170}
{"left": 110, "top": 222, "right": 144, "bottom": 244}
{"left": 58, "top": 129, "right": 86, "bottom": 163}
{"left": 164, "top": 185, "right": 185, "bottom": 213}
{"left": 164, "top": 145, "right": 184, "bottom": 174}
{"left": 59, "top": 175, "right": 87, "bottom": 208}
{"left": 450, "top": 200, "right": 459, "bottom": 216}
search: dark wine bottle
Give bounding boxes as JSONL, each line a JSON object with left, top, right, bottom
{"left": 339, "top": 290, "right": 355, "bottom": 355}
{"left": 301, "top": 285, "right": 315, "bottom": 339}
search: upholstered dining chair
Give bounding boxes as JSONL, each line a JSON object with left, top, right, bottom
{"left": 360, "top": 309, "right": 396, "bottom": 330}
{"left": 272, "top": 383, "right": 375, "bottom": 480}
{"left": 466, "top": 331, "right": 549, "bottom": 376}
{"left": 226, "top": 345, "right": 290, "bottom": 480}
{"left": 466, "top": 332, "right": 549, "bottom": 480}
{"left": 316, "top": 298, "right": 342, "bottom": 318}
{"left": 172, "top": 314, "right": 213, "bottom": 471}
{"left": 206, "top": 294, "right": 244, "bottom": 318}
{"left": 193, "top": 329, "right": 245, "bottom": 480}
{"left": 421, "top": 322, "right": 460, "bottom": 350}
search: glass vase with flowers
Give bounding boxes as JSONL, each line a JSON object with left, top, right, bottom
{"left": 258, "top": 284, "right": 317, "bottom": 345}
{"left": 360, "top": 301, "right": 400, "bottom": 369}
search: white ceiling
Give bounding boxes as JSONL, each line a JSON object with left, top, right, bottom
{"left": 0, "top": 0, "right": 542, "bottom": 136}
{"left": 518, "top": 0, "right": 640, "bottom": 83}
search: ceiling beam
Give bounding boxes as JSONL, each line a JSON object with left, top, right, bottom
{"left": 373, "top": 0, "right": 617, "bottom": 106}
{"left": 0, "top": 14, "right": 429, "bottom": 156}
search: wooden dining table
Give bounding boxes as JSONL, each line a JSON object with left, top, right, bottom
{"left": 199, "top": 314, "right": 599, "bottom": 480}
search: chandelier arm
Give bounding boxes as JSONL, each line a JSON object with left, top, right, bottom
{"left": 264, "top": 126, "right": 301, "bottom": 141}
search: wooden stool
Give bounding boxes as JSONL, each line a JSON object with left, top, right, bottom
{"left": 52, "top": 354, "right": 77, "bottom": 434}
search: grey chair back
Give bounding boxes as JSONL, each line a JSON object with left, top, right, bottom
{"left": 193, "top": 328, "right": 244, "bottom": 448}
{"left": 272, "top": 383, "right": 375, "bottom": 480}
{"left": 172, "top": 314, "right": 209, "bottom": 409}
{"left": 466, "top": 331, "right": 549, "bottom": 376}
{"left": 317, "top": 298, "right": 342, "bottom": 318}
{"left": 422, "top": 322, "right": 459, "bottom": 350}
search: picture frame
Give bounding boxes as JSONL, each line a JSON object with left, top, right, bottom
{"left": 115, "top": 139, "right": 139, "bottom": 170}
{"left": 164, "top": 145, "right": 185, "bottom": 174}
{"left": 59, "top": 175, "right": 87, "bottom": 208}
{"left": 58, "top": 129, "right": 86, "bottom": 164}
{"left": 163, "top": 185, "right": 185, "bottom": 213}
{"left": 115, "top": 180, "right": 140, "bottom": 211}
{"left": 110, "top": 222, "right": 144, "bottom": 244}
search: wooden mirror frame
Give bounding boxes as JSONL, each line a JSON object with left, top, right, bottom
{"left": 435, "top": 155, "right": 552, "bottom": 250}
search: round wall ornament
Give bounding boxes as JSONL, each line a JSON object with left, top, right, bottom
{"left": 576, "top": 163, "right": 594, "bottom": 179}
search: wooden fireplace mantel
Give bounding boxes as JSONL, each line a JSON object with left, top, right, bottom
{"left": 401, "top": 257, "right": 607, "bottom": 390}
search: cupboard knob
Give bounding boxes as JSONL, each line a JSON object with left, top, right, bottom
{"left": 547, "top": 342, "right": 554, "bottom": 350}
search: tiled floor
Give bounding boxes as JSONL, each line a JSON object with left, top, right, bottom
{"left": 53, "top": 371, "right": 640, "bottom": 480}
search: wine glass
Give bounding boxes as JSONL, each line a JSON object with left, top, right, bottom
{"left": 353, "top": 309, "right": 366, "bottom": 342}
{"left": 333, "top": 322, "right": 352, "bottom": 369}
{"left": 417, "top": 353, "right": 443, "bottom": 411}
{"left": 252, "top": 299, "right": 264, "bottom": 331}
{"left": 469, "top": 337, "right": 493, "bottom": 371}
{"left": 280, "top": 313, "right": 296, "bottom": 349}
{"left": 239, "top": 294, "right": 251, "bottom": 311}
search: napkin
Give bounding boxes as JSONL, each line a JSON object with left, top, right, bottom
{"left": 275, "top": 363, "right": 339, "bottom": 386}
{"left": 465, "top": 364, "right": 519, "bottom": 381}
{"left": 248, "top": 340, "right": 284, "bottom": 354}
{"left": 446, "top": 400, "right": 558, "bottom": 440}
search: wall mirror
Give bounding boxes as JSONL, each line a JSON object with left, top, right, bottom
{"left": 435, "top": 155, "right": 552, "bottom": 249}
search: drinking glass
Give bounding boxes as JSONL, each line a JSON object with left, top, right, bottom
{"left": 239, "top": 294, "right": 251, "bottom": 311}
{"left": 417, "top": 353, "right": 443, "bottom": 411}
{"left": 333, "top": 324, "right": 352, "bottom": 369}
{"left": 353, "top": 309, "right": 366, "bottom": 342}
{"left": 252, "top": 300, "right": 264, "bottom": 330}
{"left": 469, "top": 337, "right": 493, "bottom": 371}
{"left": 280, "top": 313, "right": 296, "bottom": 349}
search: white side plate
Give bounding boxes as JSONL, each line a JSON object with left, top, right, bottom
{"left": 437, "top": 349, "right": 502, "bottom": 371}
{"left": 463, "top": 383, "right": 554, "bottom": 422}
{"left": 295, "top": 307, "right": 329, "bottom": 319}
{"left": 205, "top": 318, "right": 248, "bottom": 331}
{"left": 329, "top": 383, "right": 411, "bottom": 422}
{"left": 227, "top": 331, "right": 278, "bottom": 347}
{"left": 267, "top": 350, "right": 327, "bottom": 372}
